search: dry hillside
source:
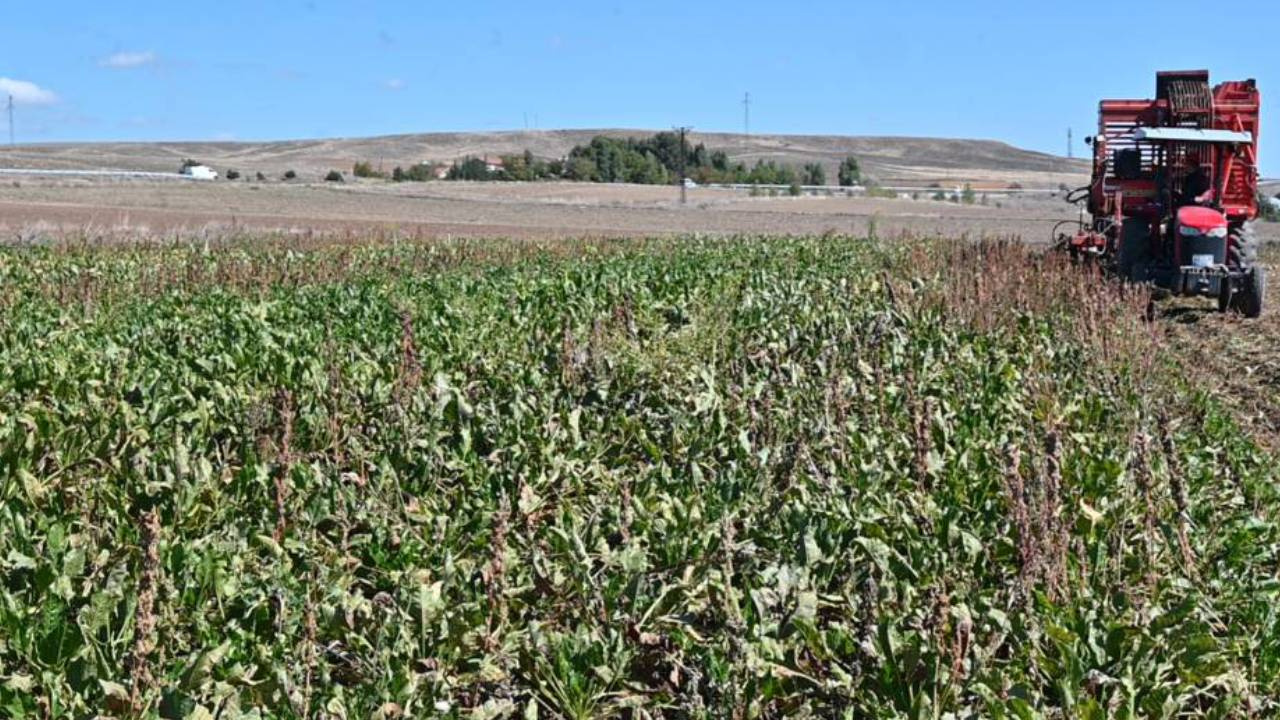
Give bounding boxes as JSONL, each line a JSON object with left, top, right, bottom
{"left": 0, "top": 129, "right": 1088, "bottom": 188}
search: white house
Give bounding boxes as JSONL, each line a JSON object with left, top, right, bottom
{"left": 181, "top": 164, "right": 219, "bottom": 180}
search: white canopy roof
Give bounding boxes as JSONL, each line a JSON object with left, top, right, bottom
{"left": 1134, "top": 127, "right": 1253, "bottom": 143}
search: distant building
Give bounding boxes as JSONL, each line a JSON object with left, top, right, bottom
{"left": 483, "top": 156, "right": 505, "bottom": 174}
{"left": 181, "top": 164, "right": 218, "bottom": 180}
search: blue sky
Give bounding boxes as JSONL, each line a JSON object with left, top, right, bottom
{"left": 4, "top": 1, "right": 1278, "bottom": 174}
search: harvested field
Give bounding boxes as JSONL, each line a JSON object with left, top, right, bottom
{"left": 0, "top": 177, "right": 1094, "bottom": 242}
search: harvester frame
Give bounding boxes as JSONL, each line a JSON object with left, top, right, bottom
{"left": 1059, "top": 70, "right": 1264, "bottom": 317}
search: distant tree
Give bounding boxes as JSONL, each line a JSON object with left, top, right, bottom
{"left": 788, "top": 181, "right": 802, "bottom": 197}
{"left": 255, "top": 172, "right": 267, "bottom": 182}
{"left": 803, "top": 163, "right": 826, "bottom": 186}
{"left": 932, "top": 190, "right": 947, "bottom": 201}
{"left": 447, "top": 157, "right": 491, "bottom": 181}
{"left": 353, "top": 161, "right": 382, "bottom": 179}
{"left": 404, "top": 163, "right": 434, "bottom": 182}
{"left": 283, "top": 170, "right": 297, "bottom": 181}
{"left": 567, "top": 156, "right": 597, "bottom": 182}
{"left": 225, "top": 169, "right": 241, "bottom": 180}
{"left": 325, "top": 170, "right": 344, "bottom": 182}
{"left": 710, "top": 150, "right": 729, "bottom": 172}
{"left": 392, "top": 166, "right": 406, "bottom": 182}
{"left": 961, "top": 184, "right": 976, "bottom": 205}
{"left": 838, "top": 156, "right": 861, "bottom": 187}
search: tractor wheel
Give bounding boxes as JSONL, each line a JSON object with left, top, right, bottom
{"left": 1227, "top": 222, "right": 1264, "bottom": 317}
{"left": 1233, "top": 266, "right": 1265, "bottom": 318}
{"left": 1227, "top": 222, "right": 1259, "bottom": 268}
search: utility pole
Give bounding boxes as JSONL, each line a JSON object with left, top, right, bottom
{"left": 7, "top": 95, "right": 13, "bottom": 146}
{"left": 1067, "top": 127, "right": 1073, "bottom": 159}
{"left": 743, "top": 92, "right": 750, "bottom": 137}
{"left": 675, "top": 126, "right": 691, "bottom": 205}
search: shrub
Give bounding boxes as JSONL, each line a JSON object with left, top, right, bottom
{"left": 838, "top": 156, "right": 861, "bottom": 187}
{"left": 788, "top": 182, "right": 802, "bottom": 197}
{"left": 225, "top": 169, "right": 241, "bottom": 181}
{"left": 404, "top": 164, "right": 435, "bottom": 182}
{"left": 324, "top": 170, "right": 344, "bottom": 182}
{"left": 255, "top": 172, "right": 267, "bottom": 182}
{"left": 961, "top": 184, "right": 976, "bottom": 205}
{"left": 392, "top": 166, "right": 406, "bottom": 182}
{"left": 803, "top": 163, "right": 826, "bottom": 186}
{"left": 353, "top": 161, "right": 382, "bottom": 179}
{"left": 283, "top": 170, "right": 297, "bottom": 181}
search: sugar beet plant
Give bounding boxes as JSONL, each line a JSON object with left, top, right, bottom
{"left": 1, "top": 234, "right": 1278, "bottom": 718}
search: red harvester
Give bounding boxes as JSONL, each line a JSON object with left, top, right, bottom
{"left": 1060, "top": 70, "right": 1264, "bottom": 316}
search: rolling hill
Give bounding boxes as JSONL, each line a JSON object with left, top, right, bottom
{"left": 0, "top": 130, "right": 1088, "bottom": 188}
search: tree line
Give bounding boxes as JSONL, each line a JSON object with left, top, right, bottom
{"left": 352, "top": 133, "right": 863, "bottom": 187}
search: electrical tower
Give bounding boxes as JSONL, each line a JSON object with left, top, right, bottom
{"left": 675, "top": 126, "right": 691, "bottom": 205}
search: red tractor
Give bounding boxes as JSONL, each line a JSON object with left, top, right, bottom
{"left": 1061, "top": 71, "right": 1264, "bottom": 316}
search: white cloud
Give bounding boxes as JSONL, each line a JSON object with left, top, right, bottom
{"left": 0, "top": 78, "right": 58, "bottom": 105}
{"left": 383, "top": 78, "right": 405, "bottom": 91}
{"left": 100, "top": 51, "right": 157, "bottom": 69}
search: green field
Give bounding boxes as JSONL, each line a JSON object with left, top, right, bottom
{"left": 1, "top": 235, "right": 1278, "bottom": 718}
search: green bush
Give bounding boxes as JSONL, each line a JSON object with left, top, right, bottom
{"left": 838, "top": 156, "right": 862, "bottom": 186}
{"left": 803, "top": 162, "right": 826, "bottom": 186}
{"left": 353, "top": 161, "right": 383, "bottom": 179}
{"left": 446, "top": 157, "right": 492, "bottom": 181}
{"left": 324, "top": 170, "right": 344, "bottom": 182}
{"left": 282, "top": 170, "right": 297, "bottom": 181}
